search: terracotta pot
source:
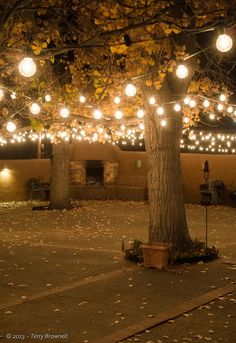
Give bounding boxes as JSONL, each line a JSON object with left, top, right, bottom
{"left": 142, "top": 242, "right": 172, "bottom": 269}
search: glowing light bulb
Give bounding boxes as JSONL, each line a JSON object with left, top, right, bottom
{"left": 183, "top": 117, "right": 190, "bottom": 124}
{"left": 137, "top": 109, "right": 145, "bottom": 118}
{"left": 120, "top": 124, "right": 125, "bottom": 131}
{"left": 11, "top": 92, "right": 16, "bottom": 99}
{"left": 79, "top": 95, "right": 86, "bottom": 103}
{"left": 209, "top": 113, "right": 215, "bottom": 120}
{"left": 160, "top": 119, "right": 167, "bottom": 127}
{"left": 217, "top": 103, "right": 223, "bottom": 111}
{"left": 184, "top": 96, "right": 190, "bottom": 105}
{"left": 219, "top": 94, "right": 226, "bottom": 101}
{"left": 203, "top": 99, "right": 210, "bottom": 107}
{"left": 216, "top": 34, "right": 233, "bottom": 52}
{"left": 45, "top": 94, "right": 51, "bottom": 102}
{"left": 149, "top": 96, "right": 156, "bottom": 105}
{"left": 6, "top": 121, "right": 16, "bottom": 132}
{"left": 189, "top": 99, "right": 196, "bottom": 108}
{"left": 0, "top": 88, "right": 4, "bottom": 100}
{"left": 125, "top": 83, "right": 136, "bottom": 97}
{"left": 93, "top": 109, "right": 102, "bottom": 119}
{"left": 176, "top": 64, "right": 188, "bottom": 79}
{"left": 227, "top": 106, "right": 233, "bottom": 113}
{"left": 60, "top": 107, "right": 70, "bottom": 118}
{"left": 156, "top": 106, "right": 164, "bottom": 115}
{"left": 139, "top": 123, "right": 144, "bottom": 130}
{"left": 30, "top": 102, "right": 41, "bottom": 115}
{"left": 18, "top": 57, "right": 36, "bottom": 77}
{"left": 114, "top": 96, "right": 121, "bottom": 104}
{"left": 174, "top": 103, "right": 181, "bottom": 112}
{"left": 114, "top": 110, "right": 123, "bottom": 119}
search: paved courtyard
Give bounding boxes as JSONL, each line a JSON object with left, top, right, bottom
{"left": 0, "top": 201, "right": 235, "bottom": 342}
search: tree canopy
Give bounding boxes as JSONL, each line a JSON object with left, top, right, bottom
{"left": 0, "top": 0, "right": 236, "bottom": 145}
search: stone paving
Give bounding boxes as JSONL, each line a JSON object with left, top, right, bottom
{"left": 0, "top": 201, "right": 235, "bottom": 343}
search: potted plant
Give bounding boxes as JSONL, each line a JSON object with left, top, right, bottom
{"left": 142, "top": 242, "right": 172, "bottom": 269}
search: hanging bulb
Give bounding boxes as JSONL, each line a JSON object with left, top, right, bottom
{"left": 93, "top": 109, "right": 102, "bottom": 119}
{"left": 18, "top": 57, "right": 36, "bottom": 77}
{"left": 189, "top": 99, "right": 196, "bottom": 108}
{"left": 184, "top": 96, "right": 190, "bottom": 105}
{"left": 156, "top": 106, "right": 164, "bottom": 115}
{"left": 11, "top": 92, "right": 17, "bottom": 100}
{"left": 216, "top": 33, "right": 233, "bottom": 52}
{"left": 114, "top": 96, "right": 121, "bottom": 104}
{"left": 227, "top": 106, "right": 233, "bottom": 113}
{"left": 45, "top": 94, "right": 51, "bottom": 102}
{"left": 79, "top": 95, "right": 86, "bottom": 103}
{"left": 174, "top": 103, "right": 181, "bottom": 112}
{"left": 209, "top": 113, "right": 215, "bottom": 120}
{"left": 60, "top": 107, "right": 70, "bottom": 118}
{"left": 160, "top": 119, "right": 167, "bottom": 127}
{"left": 149, "top": 96, "right": 156, "bottom": 105}
{"left": 30, "top": 102, "right": 41, "bottom": 115}
{"left": 137, "top": 109, "right": 145, "bottom": 118}
{"left": 114, "top": 110, "right": 123, "bottom": 119}
{"left": 6, "top": 121, "right": 16, "bottom": 132}
{"left": 217, "top": 103, "right": 223, "bottom": 111}
{"left": 176, "top": 64, "right": 188, "bottom": 79}
{"left": 125, "top": 83, "right": 136, "bottom": 97}
{"left": 203, "top": 99, "right": 210, "bottom": 108}
{"left": 219, "top": 93, "right": 226, "bottom": 101}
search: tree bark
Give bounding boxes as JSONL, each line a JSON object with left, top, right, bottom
{"left": 144, "top": 105, "right": 192, "bottom": 251}
{"left": 49, "top": 141, "right": 72, "bottom": 210}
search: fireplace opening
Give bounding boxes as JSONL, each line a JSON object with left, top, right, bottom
{"left": 86, "top": 160, "right": 104, "bottom": 185}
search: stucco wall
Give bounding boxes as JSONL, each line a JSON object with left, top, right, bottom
{"left": 0, "top": 142, "right": 236, "bottom": 203}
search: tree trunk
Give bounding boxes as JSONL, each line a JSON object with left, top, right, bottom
{"left": 144, "top": 106, "right": 192, "bottom": 251}
{"left": 49, "top": 141, "right": 72, "bottom": 210}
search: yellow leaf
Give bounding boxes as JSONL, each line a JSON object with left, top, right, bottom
{"left": 41, "top": 42, "right": 47, "bottom": 49}
{"left": 145, "top": 80, "right": 152, "bottom": 87}
{"left": 95, "top": 87, "right": 104, "bottom": 94}
{"left": 93, "top": 70, "right": 101, "bottom": 77}
{"left": 32, "top": 45, "right": 41, "bottom": 55}
{"left": 46, "top": 37, "right": 51, "bottom": 44}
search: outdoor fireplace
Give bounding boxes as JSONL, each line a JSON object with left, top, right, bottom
{"left": 86, "top": 160, "right": 104, "bottom": 185}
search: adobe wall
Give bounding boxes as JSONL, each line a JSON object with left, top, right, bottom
{"left": 0, "top": 142, "right": 236, "bottom": 203}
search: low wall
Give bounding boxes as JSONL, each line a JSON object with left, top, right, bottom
{"left": 0, "top": 144, "right": 236, "bottom": 203}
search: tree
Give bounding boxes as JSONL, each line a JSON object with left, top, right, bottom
{"left": 0, "top": 0, "right": 236, "bottom": 250}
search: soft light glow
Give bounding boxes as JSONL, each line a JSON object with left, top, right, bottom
{"left": 0, "top": 168, "right": 10, "bottom": 178}
{"left": 139, "top": 123, "right": 144, "bottom": 130}
{"left": 0, "top": 88, "right": 4, "bottom": 100}
{"left": 156, "top": 106, "right": 164, "bottom": 115}
{"left": 227, "top": 106, "right": 233, "bottom": 113}
{"left": 216, "top": 34, "right": 233, "bottom": 52}
{"left": 203, "top": 99, "right": 210, "bottom": 108}
{"left": 137, "top": 109, "right": 145, "bottom": 118}
{"left": 184, "top": 97, "right": 190, "bottom": 105}
{"left": 125, "top": 83, "right": 137, "bottom": 97}
{"left": 18, "top": 57, "right": 36, "bottom": 77}
{"left": 114, "top": 96, "right": 121, "bottom": 104}
{"left": 45, "top": 94, "right": 51, "bottom": 102}
{"left": 30, "top": 102, "right": 41, "bottom": 115}
{"left": 209, "top": 113, "right": 215, "bottom": 120}
{"left": 174, "top": 103, "right": 181, "bottom": 112}
{"left": 11, "top": 92, "right": 16, "bottom": 99}
{"left": 149, "top": 96, "right": 156, "bottom": 105}
{"left": 160, "top": 119, "right": 167, "bottom": 127}
{"left": 6, "top": 121, "right": 16, "bottom": 132}
{"left": 219, "top": 94, "right": 226, "bottom": 102}
{"left": 60, "top": 107, "right": 70, "bottom": 118}
{"left": 183, "top": 117, "right": 190, "bottom": 124}
{"left": 93, "top": 109, "right": 102, "bottom": 119}
{"left": 114, "top": 110, "right": 123, "bottom": 119}
{"left": 217, "top": 103, "right": 224, "bottom": 111}
{"left": 189, "top": 99, "right": 196, "bottom": 108}
{"left": 79, "top": 95, "right": 86, "bottom": 103}
{"left": 176, "top": 64, "right": 188, "bottom": 79}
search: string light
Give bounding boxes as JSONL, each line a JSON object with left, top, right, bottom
{"left": 114, "top": 96, "right": 121, "bottom": 104}
{"left": 93, "top": 109, "right": 103, "bottom": 119}
{"left": 125, "top": 83, "right": 137, "bottom": 97}
{"left": 219, "top": 94, "right": 227, "bottom": 101}
{"left": 203, "top": 99, "right": 210, "bottom": 107}
{"left": 114, "top": 110, "right": 123, "bottom": 119}
{"left": 149, "top": 96, "right": 156, "bottom": 105}
{"left": 189, "top": 99, "right": 196, "bottom": 108}
{"left": 160, "top": 119, "right": 167, "bottom": 127}
{"left": 6, "top": 121, "right": 16, "bottom": 132}
{"left": 30, "top": 102, "right": 41, "bottom": 115}
{"left": 18, "top": 57, "right": 36, "bottom": 77}
{"left": 79, "top": 95, "right": 86, "bottom": 103}
{"left": 217, "top": 103, "right": 224, "bottom": 111}
{"left": 174, "top": 103, "right": 181, "bottom": 112}
{"left": 45, "top": 94, "right": 51, "bottom": 102}
{"left": 216, "top": 33, "right": 233, "bottom": 52}
{"left": 176, "top": 64, "right": 188, "bottom": 78}
{"left": 137, "top": 109, "right": 145, "bottom": 118}
{"left": 209, "top": 113, "right": 215, "bottom": 120}
{"left": 60, "top": 107, "right": 70, "bottom": 118}
{"left": 156, "top": 106, "right": 164, "bottom": 115}
{"left": 184, "top": 96, "right": 190, "bottom": 105}
{"left": 10, "top": 92, "right": 16, "bottom": 99}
